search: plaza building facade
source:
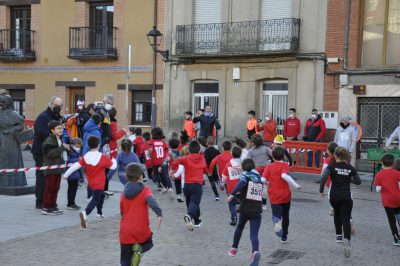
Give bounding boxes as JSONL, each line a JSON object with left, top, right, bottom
{"left": 162, "top": 0, "right": 328, "bottom": 138}
{"left": 0, "top": 0, "right": 165, "bottom": 128}
{"left": 324, "top": 0, "right": 400, "bottom": 171}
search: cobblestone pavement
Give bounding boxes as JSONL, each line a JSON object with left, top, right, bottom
{"left": 0, "top": 163, "right": 398, "bottom": 266}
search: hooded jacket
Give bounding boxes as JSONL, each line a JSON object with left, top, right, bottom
{"left": 66, "top": 148, "right": 82, "bottom": 180}
{"left": 82, "top": 118, "right": 102, "bottom": 154}
{"left": 334, "top": 124, "right": 357, "bottom": 153}
{"left": 171, "top": 153, "right": 208, "bottom": 184}
{"left": 304, "top": 115, "right": 326, "bottom": 142}
{"left": 120, "top": 182, "right": 162, "bottom": 244}
{"left": 193, "top": 113, "right": 221, "bottom": 138}
{"left": 42, "top": 133, "right": 66, "bottom": 176}
{"left": 32, "top": 107, "right": 62, "bottom": 156}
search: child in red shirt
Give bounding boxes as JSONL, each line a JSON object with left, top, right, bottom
{"left": 64, "top": 136, "right": 117, "bottom": 228}
{"left": 166, "top": 138, "right": 184, "bottom": 203}
{"left": 171, "top": 140, "right": 208, "bottom": 231}
{"left": 120, "top": 163, "right": 162, "bottom": 266}
{"left": 133, "top": 128, "right": 144, "bottom": 159}
{"left": 222, "top": 147, "right": 243, "bottom": 226}
{"left": 142, "top": 132, "right": 153, "bottom": 182}
{"left": 375, "top": 154, "right": 400, "bottom": 246}
{"left": 262, "top": 146, "right": 301, "bottom": 243}
{"left": 208, "top": 141, "right": 233, "bottom": 188}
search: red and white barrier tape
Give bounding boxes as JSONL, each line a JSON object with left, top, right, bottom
{"left": 0, "top": 163, "right": 71, "bottom": 173}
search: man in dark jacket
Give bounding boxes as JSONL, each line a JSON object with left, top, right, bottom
{"left": 32, "top": 97, "right": 63, "bottom": 209}
{"left": 94, "top": 95, "right": 114, "bottom": 148}
{"left": 77, "top": 103, "right": 95, "bottom": 138}
{"left": 303, "top": 109, "right": 326, "bottom": 167}
{"left": 193, "top": 105, "right": 221, "bottom": 139}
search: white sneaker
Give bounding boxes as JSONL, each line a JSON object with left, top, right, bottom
{"left": 96, "top": 214, "right": 105, "bottom": 219}
{"left": 177, "top": 194, "right": 184, "bottom": 202}
{"left": 215, "top": 197, "right": 220, "bottom": 201}
{"left": 262, "top": 205, "right": 267, "bottom": 211}
{"left": 167, "top": 188, "right": 175, "bottom": 202}
{"left": 274, "top": 220, "right": 282, "bottom": 234}
{"left": 160, "top": 187, "right": 167, "bottom": 194}
{"left": 184, "top": 215, "right": 194, "bottom": 231}
{"left": 79, "top": 211, "right": 88, "bottom": 228}
{"left": 104, "top": 191, "right": 114, "bottom": 196}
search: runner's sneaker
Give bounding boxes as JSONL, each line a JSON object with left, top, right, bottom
{"left": 343, "top": 239, "right": 351, "bottom": 258}
{"left": 230, "top": 217, "right": 237, "bottom": 226}
{"left": 167, "top": 188, "right": 175, "bottom": 202}
{"left": 393, "top": 235, "right": 400, "bottom": 247}
{"left": 228, "top": 248, "right": 237, "bottom": 256}
{"left": 335, "top": 235, "right": 343, "bottom": 243}
{"left": 96, "top": 213, "right": 105, "bottom": 219}
{"left": 249, "top": 251, "right": 261, "bottom": 266}
{"left": 79, "top": 211, "right": 88, "bottom": 228}
{"left": 104, "top": 191, "right": 114, "bottom": 196}
{"left": 177, "top": 194, "right": 184, "bottom": 203}
{"left": 194, "top": 219, "right": 203, "bottom": 228}
{"left": 132, "top": 243, "right": 141, "bottom": 266}
{"left": 262, "top": 205, "right": 267, "bottom": 211}
{"left": 216, "top": 179, "right": 225, "bottom": 191}
{"left": 273, "top": 217, "right": 283, "bottom": 237}
{"left": 215, "top": 197, "right": 220, "bottom": 201}
{"left": 280, "top": 236, "right": 288, "bottom": 244}
{"left": 160, "top": 187, "right": 167, "bottom": 194}
{"left": 184, "top": 215, "right": 194, "bottom": 231}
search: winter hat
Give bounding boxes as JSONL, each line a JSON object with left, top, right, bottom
{"left": 274, "top": 135, "right": 284, "bottom": 145}
{"left": 340, "top": 114, "right": 352, "bottom": 122}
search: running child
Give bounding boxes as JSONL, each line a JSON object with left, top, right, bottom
{"left": 167, "top": 138, "right": 184, "bottom": 202}
{"left": 208, "top": 141, "right": 233, "bottom": 190}
{"left": 133, "top": 128, "right": 144, "bottom": 159}
{"left": 183, "top": 111, "right": 196, "bottom": 140}
{"left": 116, "top": 139, "right": 141, "bottom": 185}
{"left": 128, "top": 127, "right": 136, "bottom": 142}
{"left": 262, "top": 146, "right": 301, "bottom": 244}
{"left": 222, "top": 146, "right": 243, "bottom": 225}
{"left": 142, "top": 132, "right": 153, "bottom": 182}
{"left": 375, "top": 153, "right": 400, "bottom": 246}
{"left": 233, "top": 137, "right": 249, "bottom": 162}
{"left": 320, "top": 147, "right": 361, "bottom": 257}
{"left": 204, "top": 136, "right": 222, "bottom": 200}
{"left": 120, "top": 163, "right": 163, "bottom": 266}
{"left": 64, "top": 136, "right": 117, "bottom": 228}
{"left": 178, "top": 131, "right": 189, "bottom": 151}
{"left": 227, "top": 158, "right": 265, "bottom": 266}
{"left": 171, "top": 140, "right": 208, "bottom": 231}
{"left": 66, "top": 138, "right": 83, "bottom": 210}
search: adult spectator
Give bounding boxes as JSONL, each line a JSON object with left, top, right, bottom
{"left": 283, "top": 108, "right": 301, "bottom": 140}
{"left": 304, "top": 109, "right": 326, "bottom": 167}
{"left": 193, "top": 105, "right": 221, "bottom": 139}
{"left": 94, "top": 94, "right": 114, "bottom": 148}
{"left": 31, "top": 96, "right": 63, "bottom": 209}
{"left": 385, "top": 124, "right": 400, "bottom": 149}
{"left": 256, "top": 112, "right": 277, "bottom": 147}
{"left": 246, "top": 110, "right": 258, "bottom": 140}
{"left": 334, "top": 115, "right": 357, "bottom": 156}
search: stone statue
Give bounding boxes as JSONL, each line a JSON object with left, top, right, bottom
{"left": 0, "top": 93, "right": 31, "bottom": 189}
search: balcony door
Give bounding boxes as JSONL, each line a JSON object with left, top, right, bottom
{"left": 193, "top": 0, "right": 222, "bottom": 54}
{"left": 89, "top": 2, "right": 114, "bottom": 53}
{"left": 10, "top": 6, "right": 31, "bottom": 53}
{"left": 259, "top": 0, "right": 293, "bottom": 51}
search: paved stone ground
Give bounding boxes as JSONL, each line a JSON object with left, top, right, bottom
{"left": 0, "top": 151, "right": 398, "bottom": 265}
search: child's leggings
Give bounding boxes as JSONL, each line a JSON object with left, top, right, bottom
{"left": 232, "top": 213, "right": 261, "bottom": 252}
{"left": 330, "top": 199, "right": 353, "bottom": 240}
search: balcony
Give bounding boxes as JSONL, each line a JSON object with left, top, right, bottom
{"left": 175, "top": 18, "right": 300, "bottom": 58}
{"left": 68, "top": 26, "right": 118, "bottom": 60}
{"left": 0, "top": 29, "right": 36, "bottom": 61}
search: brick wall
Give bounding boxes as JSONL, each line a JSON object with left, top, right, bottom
{"left": 156, "top": 87, "right": 163, "bottom": 127}
{"left": 324, "top": 0, "right": 362, "bottom": 111}
{"left": 74, "top": 1, "right": 89, "bottom": 27}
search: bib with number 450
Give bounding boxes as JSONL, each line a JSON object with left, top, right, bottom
{"left": 246, "top": 181, "right": 263, "bottom": 201}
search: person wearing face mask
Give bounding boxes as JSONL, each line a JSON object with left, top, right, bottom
{"left": 193, "top": 105, "right": 221, "bottom": 139}
{"left": 32, "top": 96, "right": 63, "bottom": 209}
{"left": 183, "top": 111, "right": 196, "bottom": 140}
{"left": 65, "top": 138, "right": 84, "bottom": 210}
{"left": 283, "top": 108, "right": 301, "bottom": 141}
{"left": 304, "top": 109, "right": 326, "bottom": 167}
{"left": 256, "top": 112, "right": 277, "bottom": 147}
{"left": 334, "top": 115, "right": 357, "bottom": 156}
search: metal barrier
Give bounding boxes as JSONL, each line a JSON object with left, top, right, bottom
{"left": 284, "top": 140, "right": 328, "bottom": 174}
{"left": 24, "top": 119, "right": 35, "bottom": 150}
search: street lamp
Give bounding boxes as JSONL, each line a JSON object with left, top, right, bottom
{"left": 146, "top": 26, "right": 169, "bottom": 129}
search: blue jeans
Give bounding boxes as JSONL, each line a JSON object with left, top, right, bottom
{"left": 184, "top": 183, "right": 203, "bottom": 222}
{"left": 85, "top": 189, "right": 105, "bottom": 216}
{"left": 232, "top": 212, "right": 261, "bottom": 252}
{"left": 271, "top": 202, "right": 291, "bottom": 239}
{"left": 228, "top": 195, "right": 238, "bottom": 220}
{"left": 307, "top": 150, "right": 321, "bottom": 167}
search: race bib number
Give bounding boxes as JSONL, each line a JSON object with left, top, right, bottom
{"left": 144, "top": 150, "right": 151, "bottom": 160}
{"left": 246, "top": 181, "right": 262, "bottom": 201}
{"left": 228, "top": 167, "right": 242, "bottom": 181}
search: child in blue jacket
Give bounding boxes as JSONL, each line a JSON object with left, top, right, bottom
{"left": 82, "top": 114, "right": 102, "bottom": 155}
{"left": 65, "top": 138, "right": 83, "bottom": 210}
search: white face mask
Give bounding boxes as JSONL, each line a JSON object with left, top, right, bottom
{"left": 288, "top": 113, "right": 294, "bottom": 118}
{"left": 310, "top": 114, "right": 317, "bottom": 120}
{"left": 73, "top": 147, "right": 81, "bottom": 153}
{"left": 185, "top": 115, "right": 191, "bottom": 119}
{"left": 265, "top": 116, "right": 271, "bottom": 121}
{"left": 104, "top": 103, "right": 113, "bottom": 111}
{"left": 77, "top": 106, "right": 83, "bottom": 110}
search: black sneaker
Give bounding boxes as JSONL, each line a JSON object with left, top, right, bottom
{"left": 67, "top": 204, "right": 81, "bottom": 210}
{"left": 52, "top": 207, "right": 63, "bottom": 214}
{"left": 393, "top": 235, "right": 400, "bottom": 247}
{"left": 336, "top": 235, "right": 343, "bottom": 243}
{"left": 194, "top": 219, "right": 203, "bottom": 228}
{"left": 230, "top": 217, "right": 237, "bottom": 226}
{"left": 42, "top": 208, "right": 60, "bottom": 216}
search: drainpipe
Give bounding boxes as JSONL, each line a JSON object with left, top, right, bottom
{"left": 343, "top": 0, "right": 351, "bottom": 70}
{"left": 151, "top": 0, "right": 158, "bottom": 128}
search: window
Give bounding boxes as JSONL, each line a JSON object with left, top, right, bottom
{"left": 132, "top": 91, "right": 152, "bottom": 125}
{"left": 9, "top": 89, "right": 26, "bottom": 117}
{"left": 362, "top": 0, "right": 400, "bottom": 65}
{"left": 10, "top": 6, "right": 31, "bottom": 52}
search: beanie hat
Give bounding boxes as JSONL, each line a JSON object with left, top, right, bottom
{"left": 274, "top": 135, "right": 284, "bottom": 145}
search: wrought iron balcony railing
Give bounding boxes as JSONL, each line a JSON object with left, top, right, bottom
{"left": 0, "top": 29, "right": 36, "bottom": 61}
{"left": 69, "top": 26, "right": 118, "bottom": 60}
{"left": 175, "top": 18, "right": 300, "bottom": 57}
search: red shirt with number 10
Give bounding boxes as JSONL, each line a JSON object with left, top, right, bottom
{"left": 149, "top": 139, "right": 168, "bottom": 166}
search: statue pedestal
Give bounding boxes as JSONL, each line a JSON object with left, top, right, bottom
{"left": 0, "top": 185, "right": 35, "bottom": 196}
